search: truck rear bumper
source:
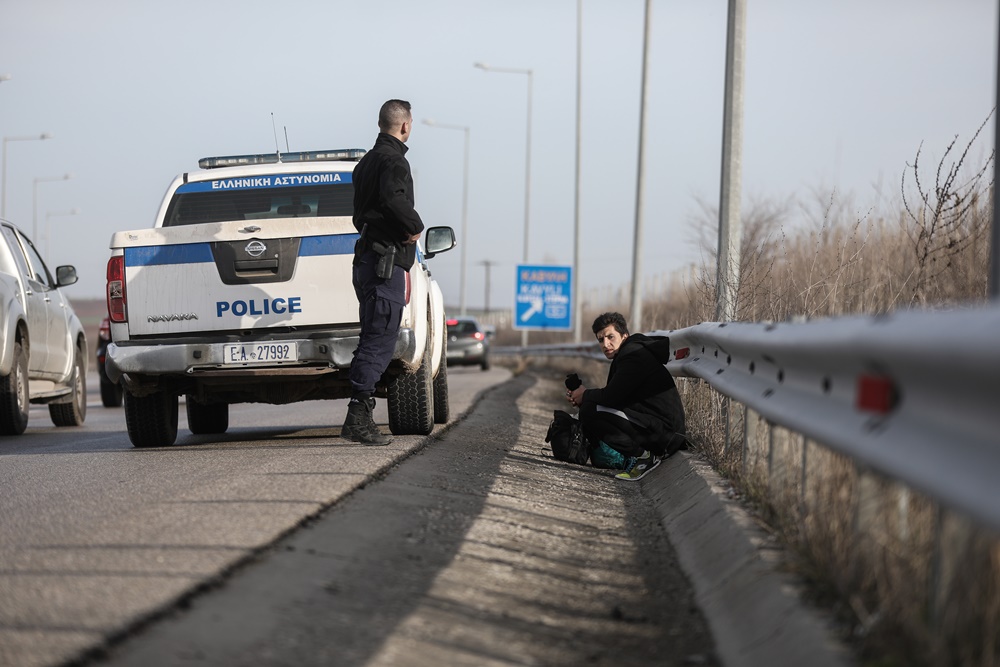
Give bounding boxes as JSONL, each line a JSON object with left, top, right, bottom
{"left": 105, "top": 328, "right": 417, "bottom": 384}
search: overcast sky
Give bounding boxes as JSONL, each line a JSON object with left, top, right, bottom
{"left": 1, "top": 0, "right": 996, "bottom": 310}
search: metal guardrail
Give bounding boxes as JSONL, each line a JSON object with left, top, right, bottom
{"left": 496, "top": 304, "right": 1000, "bottom": 531}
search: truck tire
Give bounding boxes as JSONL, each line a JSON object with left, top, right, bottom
{"left": 100, "top": 376, "right": 123, "bottom": 408}
{"left": 124, "top": 389, "right": 179, "bottom": 448}
{"left": 50, "top": 347, "right": 87, "bottom": 427}
{"left": 387, "top": 327, "right": 435, "bottom": 436}
{"left": 0, "top": 340, "right": 29, "bottom": 435}
{"left": 433, "top": 335, "right": 449, "bottom": 424}
{"left": 186, "top": 398, "right": 229, "bottom": 435}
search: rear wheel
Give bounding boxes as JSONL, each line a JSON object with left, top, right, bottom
{"left": 433, "top": 336, "right": 449, "bottom": 424}
{"left": 124, "top": 389, "right": 179, "bottom": 448}
{"left": 0, "top": 340, "right": 29, "bottom": 435}
{"left": 388, "top": 328, "right": 435, "bottom": 436}
{"left": 481, "top": 353, "right": 491, "bottom": 371}
{"left": 186, "top": 398, "right": 229, "bottom": 435}
{"left": 50, "top": 346, "right": 87, "bottom": 427}
{"left": 100, "top": 375, "right": 123, "bottom": 408}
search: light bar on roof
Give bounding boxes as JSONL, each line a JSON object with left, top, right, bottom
{"left": 199, "top": 148, "right": 367, "bottom": 170}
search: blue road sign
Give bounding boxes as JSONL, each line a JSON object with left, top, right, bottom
{"left": 514, "top": 264, "right": 572, "bottom": 331}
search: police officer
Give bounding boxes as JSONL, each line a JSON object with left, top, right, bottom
{"left": 341, "top": 99, "right": 424, "bottom": 445}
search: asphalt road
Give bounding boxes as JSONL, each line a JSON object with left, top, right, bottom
{"left": 0, "top": 366, "right": 512, "bottom": 667}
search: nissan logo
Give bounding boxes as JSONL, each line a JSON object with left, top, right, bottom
{"left": 245, "top": 240, "right": 267, "bottom": 257}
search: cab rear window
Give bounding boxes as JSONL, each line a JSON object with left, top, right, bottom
{"left": 163, "top": 182, "right": 354, "bottom": 227}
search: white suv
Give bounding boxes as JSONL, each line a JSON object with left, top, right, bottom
{"left": 0, "top": 220, "right": 87, "bottom": 433}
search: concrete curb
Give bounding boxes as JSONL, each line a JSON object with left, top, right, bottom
{"left": 645, "top": 451, "right": 857, "bottom": 667}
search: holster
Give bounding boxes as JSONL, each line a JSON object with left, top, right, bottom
{"left": 371, "top": 241, "right": 397, "bottom": 280}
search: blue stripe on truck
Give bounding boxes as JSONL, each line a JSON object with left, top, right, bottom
{"left": 299, "top": 234, "right": 359, "bottom": 256}
{"left": 124, "top": 234, "right": 360, "bottom": 266}
{"left": 125, "top": 243, "right": 213, "bottom": 266}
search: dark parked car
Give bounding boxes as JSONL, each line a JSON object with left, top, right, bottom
{"left": 446, "top": 316, "right": 490, "bottom": 371}
{"left": 96, "top": 316, "right": 122, "bottom": 407}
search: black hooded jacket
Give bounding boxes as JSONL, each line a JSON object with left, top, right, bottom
{"left": 352, "top": 133, "right": 425, "bottom": 270}
{"left": 580, "top": 333, "right": 686, "bottom": 451}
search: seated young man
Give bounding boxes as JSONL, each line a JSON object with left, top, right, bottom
{"left": 566, "top": 312, "right": 687, "bottom": 481}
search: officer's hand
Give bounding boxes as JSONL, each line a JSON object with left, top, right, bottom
{"left": 404, "top": 232, "right": 421, "bottom": 245}
{"left": 567, "top": 385, "right": 586, "bottom": 407}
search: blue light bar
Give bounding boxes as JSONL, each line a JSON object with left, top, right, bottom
{"left": 199, "top": 148, "right": 367, "bottom": 170}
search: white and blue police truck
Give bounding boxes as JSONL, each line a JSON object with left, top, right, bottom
{"left": 104, "top": 149, "right": 456, "bottom": 448}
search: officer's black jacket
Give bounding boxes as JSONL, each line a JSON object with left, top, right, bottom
{"left": 581, "top": 333, "right": 686, "bottom": 448}
{"left": 352, "top": 133, "right": 425, "bottom": 270}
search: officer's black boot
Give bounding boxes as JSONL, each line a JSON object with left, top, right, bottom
{"left": 341, "top": 396, "right": 392, "bottom": 446}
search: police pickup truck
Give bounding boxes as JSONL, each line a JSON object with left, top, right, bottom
{"left": 104, "top": 148, "right": 456, "bottom": 448}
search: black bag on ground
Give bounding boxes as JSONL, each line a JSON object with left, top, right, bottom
{"left": 545, "top": 410, "right": 589, "bottom": 465}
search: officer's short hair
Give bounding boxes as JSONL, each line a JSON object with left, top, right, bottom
{"left": 592, "top": 312, "right": 629, "bottom": 337}
{"left": 379, "top": 99, "right": 412, "bottom": 132}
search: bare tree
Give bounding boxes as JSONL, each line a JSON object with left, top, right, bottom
{"left": 901, "top": 111, "right": 995, "bottom": 305}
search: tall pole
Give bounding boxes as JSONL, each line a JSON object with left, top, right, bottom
{"left": 523, "top": 71, "right": 533, "bottom": 269}
{"left": 629, "top": 0, "right": 652, "bottom": 333}
{"left": 991, "top": 2, "right": 1000, "bottom": 299}
{"left": 573, "top": 0, "right": 584, "bottom": 342}
{"left": 460, "top": 125, "right": 470, "bottom": 314}
{"left": 422, "top": 120, "right": 471, "bottom": 315}
{"left": 715, "top": 0, "right": 747, "bottom": 321}
{"left": 480, "top": 260, "right": 495, "bottom": 314}
{"left": 474, "top": 63, "right": 533, "bottom": 346}
{"left": 2, "top": 133, "right": 53, "bottom": 220}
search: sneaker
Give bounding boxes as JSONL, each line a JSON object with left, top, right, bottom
{"left": 615, "top": 450, "right": 661, "bottom": 481}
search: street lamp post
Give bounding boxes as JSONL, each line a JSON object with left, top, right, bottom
{"left": 2, "top": 132, "right": 53, "bottom": 219}
{"left": 422, "top": 119, "right": 471, "bottom": 315}
{"left": 33, "top": 173, "right": 73, "bottom": 241}
{"left": 480, "top": 260, "right": 495, "bottom": 315}
{"left": 44, "top": 208, "right": 80, "bottom": 260}
{"left": 475, "top": 62, "right": 533, "bottom": 346}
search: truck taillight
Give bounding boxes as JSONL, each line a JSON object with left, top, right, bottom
{"left": 405, "top": 271, "right": 411, "bottom": 305}
{"left": 107, "top": 256, "right": 127, "bottom": 323}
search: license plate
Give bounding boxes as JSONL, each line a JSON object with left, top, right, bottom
{"left": 223, "top": 342, "right": 298, "bottom": 365}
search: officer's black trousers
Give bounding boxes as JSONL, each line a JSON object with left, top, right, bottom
{"left": 349, "top": 249, "right": 404, "bottom": 397}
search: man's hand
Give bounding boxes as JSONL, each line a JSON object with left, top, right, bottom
{"left": 566, "top": 385, "right": 586, "bottom": 407}
{"left": 404, "top": 232, "right": 422, "bottom": 245}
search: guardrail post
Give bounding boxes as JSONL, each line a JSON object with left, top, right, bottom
{"left": 767, "top": 423, "right": 775, "bottom": 493}
{"left": 897, "top": 486, "right": 910, "bottom": 543}
{"left": 741, "top": 405, "right": 751, "bottom": 476}
{"left": 853, "top": 465, "right": 880, "bottom": 570}
{"left": 768, "top": 425, "right": 796, "bottom": 501}
{"left": 800, "top": 437, "right": 809, "bottom": 511}
{"left": 722, "top": 396, "right": 731, "bottom": 456}
{"left": 929, "top": 506, "right": 975, "bottom": 630}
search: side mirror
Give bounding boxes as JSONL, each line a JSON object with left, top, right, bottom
{"left": 56, "top": 265, "right": 78, "bottom": 287}
{"left": 424, "top": 226, "right": 456, "bottom": 259}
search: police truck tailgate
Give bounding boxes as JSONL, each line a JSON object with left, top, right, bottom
{"left": 111, "top": 217, "right": 359, "bottom": 337}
